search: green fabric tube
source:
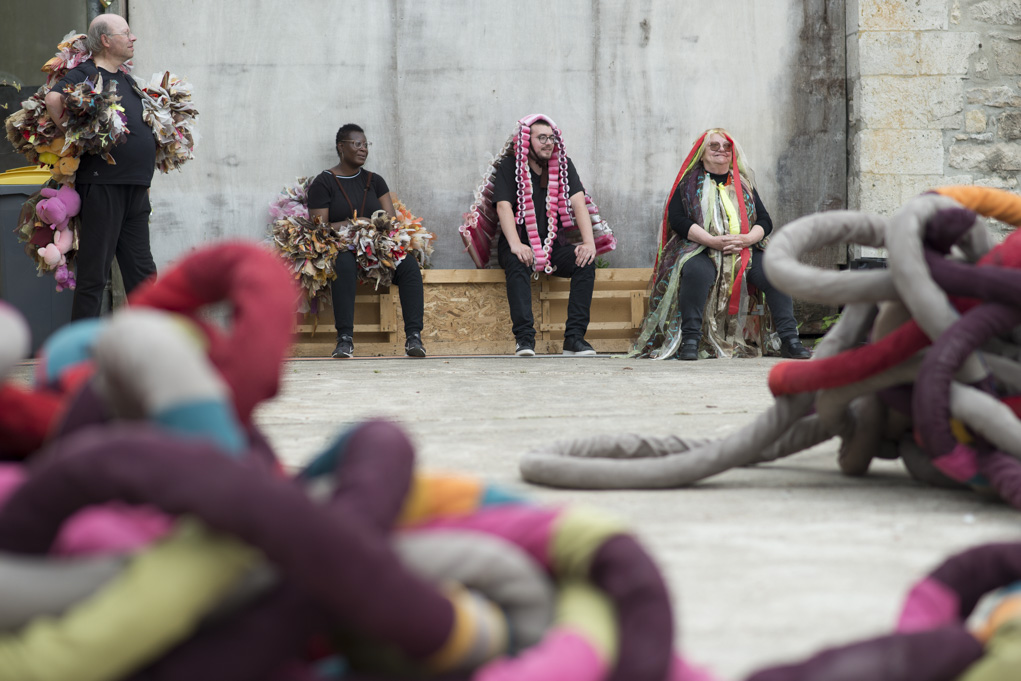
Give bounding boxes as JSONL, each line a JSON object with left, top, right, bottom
{"left": 0, "top": 519, "right": 254, "bottom": 681}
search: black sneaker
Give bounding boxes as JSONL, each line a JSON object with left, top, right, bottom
{"left": 405, "top": 333, "right": 426, "bottom": 358}
{"left": 332, "top": 335, "right": 354, "bottom": 358}
{"left": 515, "top": 339, "right": 536, "bottom": 357}
{"left": 780, "top": 338, "right": 812, "bottom": 360}
{"left": 678, "top": 338, "right": 699, "bottom": 361}
{"left": 563, "top": 337, "right": 596, "bottom": 356}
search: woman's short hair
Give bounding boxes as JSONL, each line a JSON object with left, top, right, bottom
{"left": 335, "top": 124, "right": 365, "bottom": 146}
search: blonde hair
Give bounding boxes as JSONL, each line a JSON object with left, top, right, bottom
{"left": 683, "top": 128, "right": 756, "bottom": 190}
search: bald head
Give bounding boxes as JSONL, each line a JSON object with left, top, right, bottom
{"left": 86, "top": 14, "right": 135, "bottom": 68}
{"left": 87, "top": 14, "right": 128, "bottom": 55}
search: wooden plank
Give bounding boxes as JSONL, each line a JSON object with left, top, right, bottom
{"left": 298, "top": 324, "right": 385, "bottom": 334}
{"left": 422, "top": 269, "right": 508, "bottom": 284}
{"left": 630, "top": 291, "right": 645, "bottom": 327}
{"left": 421, "top": 268, "right": 651, "bottom": 284}
{"left": 595, "top": 268, "right": 652, "bottom": 282}
{"left": 539, "top": 321, "right": 635, "bottom": 332}
{"left": 540, "top": 277, "right": 551, "bottom": 342}
{"left": 540, "top": 290, "right": 637, "bottom": 300}
{"left": 378, "top": 290, "right": 396, "bottom": 334}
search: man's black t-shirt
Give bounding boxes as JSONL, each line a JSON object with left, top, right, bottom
{"left": 491, "top": 155, "right": 584, "bottom": 243}
{"left": 306, "top": 169, "right": 390, "bottom": 223}
{"left": 52, "top": 62, "right": 156, "bottom": 186}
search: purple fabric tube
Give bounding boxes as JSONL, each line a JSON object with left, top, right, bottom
{"left": 981, "top": 452, "right": 1021, "bottom": 509}
{"left": 328, "top": 420, "right": 415, "bottom": 532}
{"left": 126, "top": 584, "right": 323, "bottom": 681}
{"left": 926, "top": 252, "right": 1021, "bottom": 307}
{"left": 0, "top": 424, "right": 454, "bottom": 658}
{"left": 590, "top": 534, "right": 674, "bottom": 681}
{"left": 921, "top": 206, "right": 978, "bottom": 254}
{"left": 928, "top": 541, "right": 1021, "bottom": 620}
{"left": 913, "top": 303, "right": 1021, "bottom": 460}
{"left": 744, "top": 626, "right": 982, "bottom": 681}
{"left": 125, "top": 420, "right": 419, "bottom": 680}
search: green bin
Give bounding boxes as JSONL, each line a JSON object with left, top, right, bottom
{"left": 0, "top": 166, "right": 73, "bottom": 354}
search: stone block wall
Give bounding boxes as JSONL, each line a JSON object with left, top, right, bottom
{"left": 848, "top": 0, "right": 1020, "bottom": 243}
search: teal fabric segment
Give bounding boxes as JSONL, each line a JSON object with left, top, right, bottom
{"left": 296, "top": 427, "right": 356, "bottom": 480}
{"left": 37, "top": 318, "right": 104, "bottom": 386}
{"left": 154, "top": 400, "right": 245, "bottom": 456}
{"left": 480, "top": 485, "right": 527, "bottom": 507}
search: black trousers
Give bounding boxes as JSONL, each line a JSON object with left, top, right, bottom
{"left": 498, "top": 236, "right": 595, "bottom": 343}
{"left": 331, "top": 251, "right": 424, "bottom": 338}
{"left": 72, "top": 183, "right": 156, "bottom": 320}
{"left": 678, "top": 248, "right": 799, "bottom": 342}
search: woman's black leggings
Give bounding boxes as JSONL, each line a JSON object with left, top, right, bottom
{"left": 678, "top": 247, "right": 798, "bottom": 342}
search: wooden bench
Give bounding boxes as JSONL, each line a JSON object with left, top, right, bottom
{"left": 292, "top": 268, "right": 653, "bottom": 356}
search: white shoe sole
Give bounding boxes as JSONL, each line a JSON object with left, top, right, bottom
{"left": 563, "top": 349, "right": 597, "bottom": 356}
{"left": 515, "top": 348, "right": 535, "bottom": 357}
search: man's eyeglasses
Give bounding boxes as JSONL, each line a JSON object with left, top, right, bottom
{"left": 533, "top": 134, "right": 556, "bottom": 145}
{"left": 341, "top": 141, "right": 372, "bottom": 150}
{"left": 708, "top": 142, "right": 732, "bottom": 152}
{"left": 110, "top": 29, "right": 135, "bottom": 38}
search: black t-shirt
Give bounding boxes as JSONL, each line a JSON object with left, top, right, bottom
{"left": 491, "top": 155, "right": 584, "bottom": 243}
{"left": 306, "top": 169, "right": 390, "bottom": 223}
{"left": 668, "top": 170, "right": 773, "bottom": 241}
{"left": 52, "top": 62, "right": 156, "bottom": 186}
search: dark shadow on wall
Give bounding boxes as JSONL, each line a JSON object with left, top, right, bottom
{"left": 773, "top": 0, "right": 846, "bottom": 248}
{"left": 773, "top": 0, "right": 846, "bottom": 333}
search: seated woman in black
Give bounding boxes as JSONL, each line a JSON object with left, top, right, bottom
{"left": 631, "top": 127, "right": 811, "bottom": 361}
{"left": 306, "top": 123, "right": 425, "bottom": 358}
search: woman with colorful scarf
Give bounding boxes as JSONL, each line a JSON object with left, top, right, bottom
{"left": 631, "top": 128, "right": 811, "bottom": 361}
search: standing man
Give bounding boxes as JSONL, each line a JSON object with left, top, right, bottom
{"left": 45, "top": 13, "right": 157, "bottom": 320}
{"left": 491, "top": 114, "right": 598, "bottom": 356}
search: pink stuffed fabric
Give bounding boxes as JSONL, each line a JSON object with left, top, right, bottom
{"left": 897, "top": 577, "right": 961, "bottom": 633}
{"left": 474, "top": 629, "right": 605, "bottom": 681}
{"left": 35, "top": 185, "right": 81, "bottom": 232}
{"left": 0, "top": 463, "right": 171, "bottom": 556}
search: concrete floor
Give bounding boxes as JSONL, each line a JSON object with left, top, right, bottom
{"left": 253, "top": 355, "right": 1021, "bottom": 680}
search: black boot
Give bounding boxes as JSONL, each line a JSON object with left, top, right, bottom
{"left": 780, "top": 337, "right": 811, "bottom": 359}
{"left": 678, "top": 338, "right": 699, "bottom": 361}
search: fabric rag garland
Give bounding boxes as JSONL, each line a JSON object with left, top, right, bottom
{"left": 0, "top": 245, "right": 704, "bottom": 681}
{"left": 138, "top": 71, "right": 198, "bottom": 173}
{"left": 520, "top": 186, "right": 1021, "bottom": 514}
{"left": 3, "top": 31, "right": 198, "bottom": 291}
{"left": 459, "top": 113, "right": 616, "bottom": 271}
{"left": 268, "top": 177, "right": 435, "bottom": 322}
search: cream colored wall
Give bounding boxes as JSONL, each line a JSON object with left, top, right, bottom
{"left": 847, "top": 0, "right": 1020, "bottom": 245}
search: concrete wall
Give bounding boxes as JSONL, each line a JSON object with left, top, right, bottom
{"left": 125, "top": 0, "right": 845, "bottom": 269}
{"left": 0, "top": 0, "right": 88, "bottom": 86}
{"left": 847, "top": 0, "right": 1020, "bottom": 244}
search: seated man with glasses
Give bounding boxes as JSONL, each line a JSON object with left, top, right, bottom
{"left": 631, "top": 127, "right": 811, "bottom": 361}
{"left": 487, "top": 114, "right": 598, "bottom": 357}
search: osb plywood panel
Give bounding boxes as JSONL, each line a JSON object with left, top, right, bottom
{"left": 407, "top": 282, "right": 538, "bottom": 344}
